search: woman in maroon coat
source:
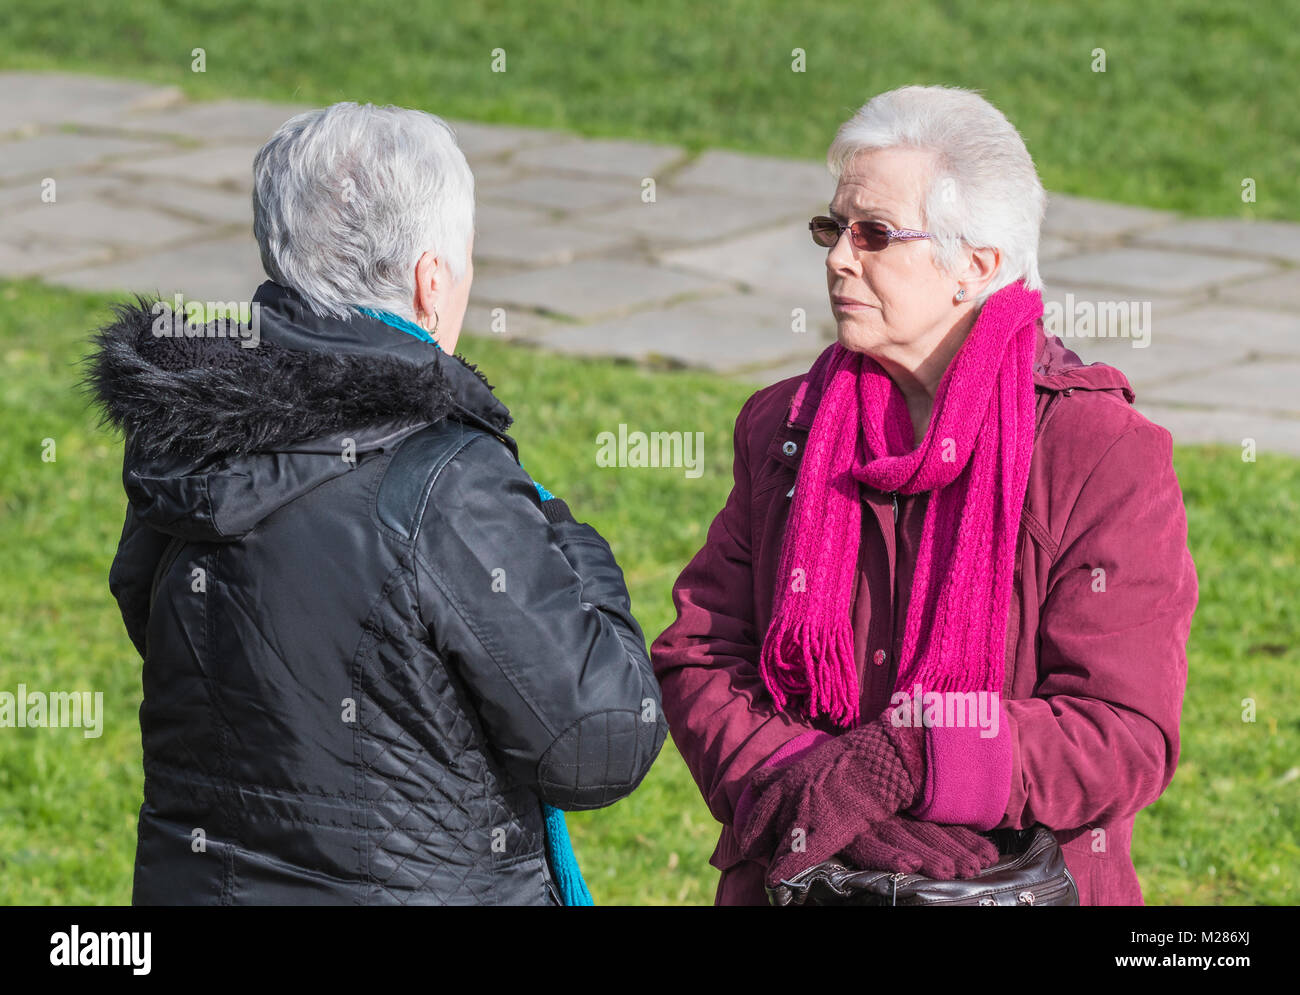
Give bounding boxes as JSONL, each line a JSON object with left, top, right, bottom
{"left": 650, "top": 85, "right": 1198, "bottom": 906}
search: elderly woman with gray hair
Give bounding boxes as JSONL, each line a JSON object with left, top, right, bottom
{"left": 88, "top": 102, "right": 666, "bottom": 905}
{"left": 652, "top": 85, "right": 1198, "bottom": 905}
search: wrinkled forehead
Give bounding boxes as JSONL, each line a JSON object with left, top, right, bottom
{"left": 828, "top": 146, "right": 934, "bottom": 225}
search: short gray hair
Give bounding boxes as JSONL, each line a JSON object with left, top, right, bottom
{"left": 828, "top": 85, "right": 1044, "bottom": 302}
{"left": 253, "top": 101, "right": 475, "bottom": 321}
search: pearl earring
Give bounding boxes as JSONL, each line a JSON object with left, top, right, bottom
{"left": 955, "top": 288, "right": 967, "bottom": 302}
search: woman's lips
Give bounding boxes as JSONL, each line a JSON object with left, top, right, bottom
{"left": 831, "top": 297, "right": 875, "bottom": 311}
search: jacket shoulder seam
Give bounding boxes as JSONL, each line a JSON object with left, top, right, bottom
{"left": 374, "top": 421, "right": 492, "bottom": 542}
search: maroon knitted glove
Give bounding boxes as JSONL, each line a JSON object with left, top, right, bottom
{"left": 840, "top": 816, "right": 1001, "bottom": 879}
{"left": 736, "top": 716, "right": 927, "bottom": 887}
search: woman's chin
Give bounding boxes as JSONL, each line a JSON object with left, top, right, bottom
{"left": 834, "top": 319, "right": 884, "bottom": 353}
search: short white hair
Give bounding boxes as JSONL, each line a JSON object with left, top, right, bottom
{"left": 253, "top": 101, "right": 475, "bottom": 321}
{"left": 827, "top": 85, "right": 1044, "bottom": 302}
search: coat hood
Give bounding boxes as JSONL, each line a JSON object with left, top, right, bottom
{"left": 1030, "top": 319, "right": 1135, "bottom": 400}
{"left": 84, "top": 280, "right": 515, "bottom": 543}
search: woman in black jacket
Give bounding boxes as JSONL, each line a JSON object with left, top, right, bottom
{"left": 86, "top": 102, "right": 666, "bottom": 905}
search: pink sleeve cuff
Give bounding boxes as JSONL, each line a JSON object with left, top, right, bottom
{"left": 732, "top": 729, "right": 833, "bottom": 831}
{"left": 908, "top": 704, "right": 1012, "bottom": 831}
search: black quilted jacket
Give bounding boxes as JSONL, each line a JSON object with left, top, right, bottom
{"left": 86, "top": 281, "right": 667, "bottom": 905}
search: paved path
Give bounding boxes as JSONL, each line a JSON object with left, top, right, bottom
{"left": 2, "top": 72, "right": 1297, "bottom": 454}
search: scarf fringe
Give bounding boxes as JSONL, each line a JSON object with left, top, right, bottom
{"left": 760, "top": 614, "right": 860, "bottom": 728}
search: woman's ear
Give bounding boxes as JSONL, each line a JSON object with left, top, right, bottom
{"left": 412, "top": 250, "right": 443, "bottom": 330}
{"left": 957, "top": 245, "right": 1002, "bottom": 300}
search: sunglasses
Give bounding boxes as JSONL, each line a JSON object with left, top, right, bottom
{"left": 809, "top": 216, "right": 932, "bottom": 252}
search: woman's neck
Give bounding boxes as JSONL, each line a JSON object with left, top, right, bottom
{"left": 870, "top": 307, "right": 979, "bottom": 447}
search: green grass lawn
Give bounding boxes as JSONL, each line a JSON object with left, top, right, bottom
{"left": 0, "top": 277, "right": 1297, "bottom": 905}
{"left": 2, "top": 0, "right": 1298, "bottom": 220}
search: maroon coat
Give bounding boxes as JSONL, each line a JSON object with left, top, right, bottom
{"left": 651, "top": 323, "right": 1198, "bottom": 905}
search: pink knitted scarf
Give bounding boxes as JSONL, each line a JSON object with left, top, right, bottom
{"left": 758, "top": 281, "right": 1043, "bottom": 728}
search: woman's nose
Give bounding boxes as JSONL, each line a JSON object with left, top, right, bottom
{"left": 826, "top": 231, "right": 862, "bottom": 277}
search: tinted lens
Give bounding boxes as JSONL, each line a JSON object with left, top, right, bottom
{"left": 809, "top": 217, "right": 841, "bottom": 247}
{"left": 851, "top": 221, "right": 890, "bottom": 251}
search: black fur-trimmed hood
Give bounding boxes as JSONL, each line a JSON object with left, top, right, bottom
{"left": 85, "top": 284, "right": 511, "bottom": 463}
{"left": 83, "top": 280, "right": 515, "bottom": 541}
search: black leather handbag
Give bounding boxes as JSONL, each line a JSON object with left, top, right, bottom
{"left": 766, "top": 824, "right": 1079, "bottom": 906}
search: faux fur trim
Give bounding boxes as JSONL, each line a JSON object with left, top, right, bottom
{"left": 82, "top": 296, "right": 491, "bottom": 462}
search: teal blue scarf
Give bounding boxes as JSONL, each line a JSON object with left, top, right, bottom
{"left": 529, "top": 478, "right": 594, "bottom": 905}
{"left": 357, "top": 307, "right": 443, "bottom": 348}
{"left": 359, "top": 307, "right": 593, "bottom": 907}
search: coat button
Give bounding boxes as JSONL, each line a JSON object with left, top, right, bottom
{"left": 873, "top": 649, "right": 887, "bottom": 667}
{"left": 782, "top": 440, "right": 798, "bottom": 456}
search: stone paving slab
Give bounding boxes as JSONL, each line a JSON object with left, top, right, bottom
{"left": 1039, "top": 280, "right": 1201, "bottom": 339}
{"left": 2, "top": 70, "right": 1298, "bottom": 453}
{"left": 572, "top": 191, "right": 814, "bottom": 247}
{"left": 737, "top": 353, "right": 831, "bottom": 389}
{"left": 510, "top": 138, "right": 686, "bottom": 179}
{"left": 480, "top": 174, "right": 639, "bottom": 213}
{"left": 1141, "top": 305, "right": 1300, "bottom": 356}
{"left": 444, "top": 119, "right": 569, "bottom": 162}
{"left": 4, "top": 198, "right": 209, "bottom": 248}
{"left": 0, "top": 239, "right": 113, "bottom": 279}
{"left": 1067, "top": 334, "right": 1254, "bottom": 388}
{"left": 1139, "top": 360, "right": 1300, "bottom": 417}
{"left": 1038, "top": 234, "right": 1087, "bottom": 261}
{"left": 473, "top": 202, "right": 635, "bottom": 266}
{"left": 115, "top": 99, "right": 314, "bottom": 143}
{"left": 54, "top": 235, "right": 266, "bottom": 302}
{"left": 1216, "top": 271, "right": 1300, "bottom": 311}
{"left": 1133, "top": 219, "right": 1300, "bottom": 265}
{"left": 471, "top": 259, "right": 729, "bottom": 320}
{"left": 467, "top": 161, "right": 522, "bottom": 187}
{"left": 113, "top": 145, "right": 262, "bottom": 188}
{"left": 0, "top": 175, "right": 130, "bottom": 210}
{"left": 462, "top": 303, "right": 570, "bottom": 342}
{"left": 1042, "top": 192, "right": 1179, "bottom": 240}
{"left": 0, "top": 73, "right": 182, "bottom": 134}
{"left": 1040, "top": 247, "right": 1281, "bottom": 295}
{"left": 104, "top": 179, "right": 253, "bottom": 227}
{"left": 0, "top": 132, "right": 175, "bottom": 182}
{"left": 673, "top": 149, "right": 836, "bottom": 203}
{"left": 1132, "top": 404, "right": 1300, "bottom": 457}
{"left": 532, "top": 292, "right": 834, "bottom": 371}
{"left": 660, "top": 223, "right": 830, "bottom": 302}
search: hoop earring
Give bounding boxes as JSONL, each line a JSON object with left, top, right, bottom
{"left": 431, "top": 307, "right": 439, "bottom": 332}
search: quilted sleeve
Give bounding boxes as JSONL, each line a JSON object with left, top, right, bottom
{"left": 411, "top": 434, "right": 668, "bottom": 811}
